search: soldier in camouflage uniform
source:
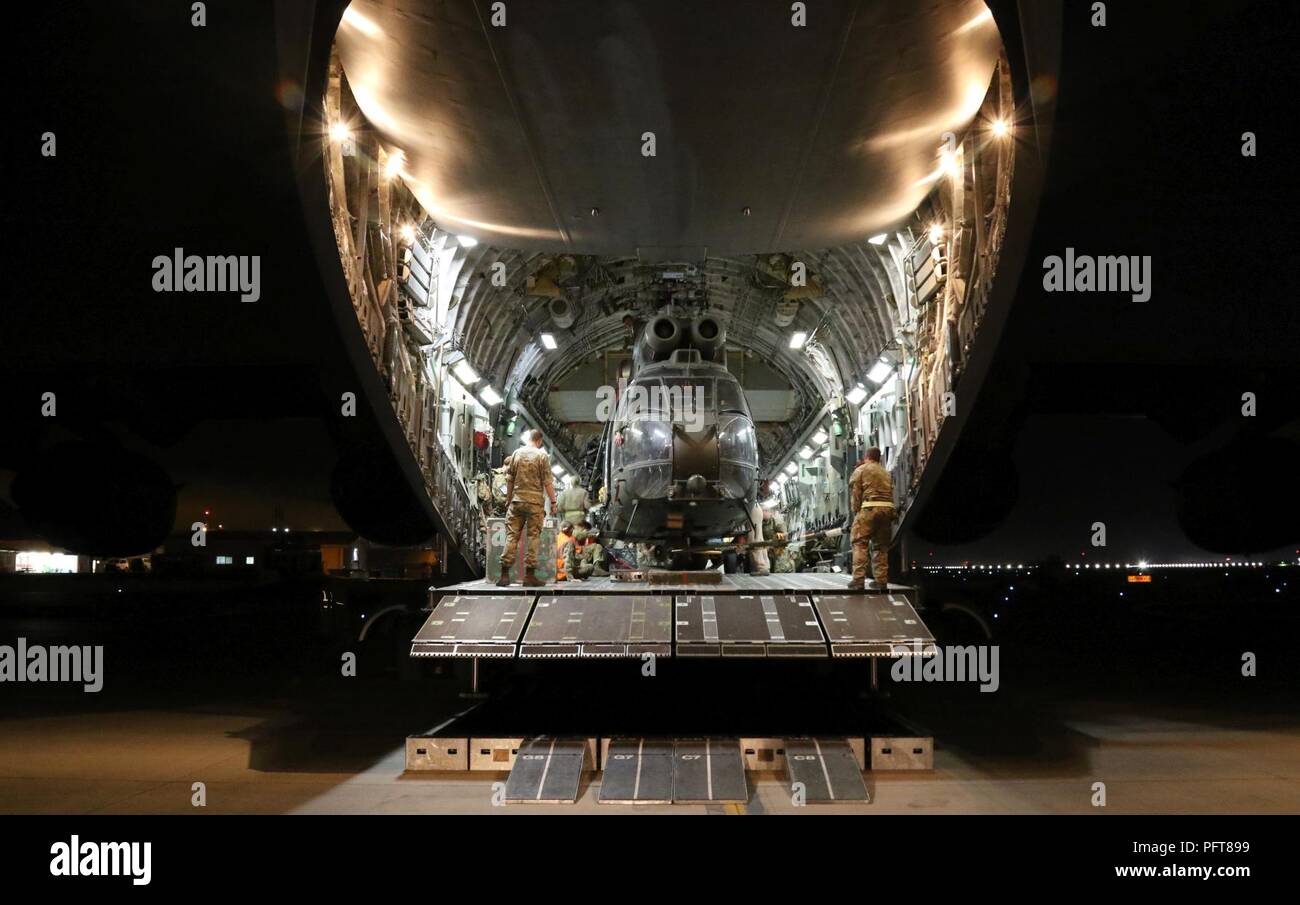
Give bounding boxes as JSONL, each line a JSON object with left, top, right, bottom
{"left": 497, "top": 429, "right": 558, "bottom": 587}
{"left": 563, "top": 521, "right": 607, "bottom": 580}
{"left": 557, "top": 476, "right": 591, "bottom": 526}
{"left": 847, "top": 446, "right": 895, "bottom": 591}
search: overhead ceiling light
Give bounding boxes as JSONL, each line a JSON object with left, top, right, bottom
{"left": 551, "top": 464, "right": 565, "bottom": 476}
{"left": 867, "top": 358, "right": 894, "bottom": 384}
{"left": 398, "top": 223, "right": 416, "bottom": 244}
{"left": 846, "top": 384, "right": 869, "bottom": 405}
{"left": 540, "top": 333, "right": 558, "bottom": 350}
{"left": 776, "top": 473, "right": 789, "bottom": 484}
{"left": 799, "top": 446, "right": 814, "bottom": 460}
{"left": 991, "top": 118, "right": 1010, "bottom": 138}
{"left": 784, "top": 461, "right": 798, "bottom": 475}
{"left": 479, "top": 385, "right": 502, "bottom": 406}
{"left": 453, "top": 360, "right": 480, "bottom": 384}
{"left": 456, "top": 235, "right": 479, "bottom": 248}
{"left": 812, "top": 429, "right": 829, "bottom": 445}
{"left": 928, "top": 223, "right": 945, "bottom": 244}
{"left": 867, "top": 233, "right": 888, "bottom": 246}
{"left": 789, "top": 331, "right": 808, "bottom": 350}
{"left": 383, "top": 149, "right": 405, "bottom": 180}
{"left": 328, "top": 121, "right": 352, "bottom": 143}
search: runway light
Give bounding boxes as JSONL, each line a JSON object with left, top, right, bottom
{"left": 784, "top": 461, "right": 798, "bottom": 475}
{"left": 453, "top": 360, "right": 480, "bottom": 384}
{"left": 928, "top": 223, "right": 945, "bottom": 244}
{"left": 456, "top": 235, "right": 479, "bottom": 248}
{"left": 540, "top": 333, "right": 558, "bottom": 350}
{"left": 328, "top": 121, "right": 352, "bottom": 143}
{"left": 846, "top": 384, "right": 868, "bottom": 405}
{"left": 398, "top": 223, "right": 416, "bottom": 244}
{"left": 991, "top": 118, "right": 1010, "bottom": 138}
{"left": 479, "top": 385, "right": 503, "bottom": 406}
{"left": 799, "top": 446, "right": 814, "bottom": 460}
{"left": 868, "top": 233, "right": 888, "bottom": 246}
{"left": 789, "top": 331, "right": 808, "bottom": 350}
{"left": 866, "top": 358, "right": 894, "bottom": 384}
{"left": 812, "top": 429, "right": 829, "bottom": 445}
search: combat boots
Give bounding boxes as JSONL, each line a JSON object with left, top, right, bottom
{"left": 846, "top": 578, "right": 865, "bottom": 591}
{"left": 522, "top": 566, "right": 545, "bottom": 587}
{"left": 496, "top": 561, "right": 513, "bottom": 587}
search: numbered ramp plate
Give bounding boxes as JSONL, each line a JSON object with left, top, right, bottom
{"left": 811, "top": 593, "right": 935, "bottom": 657}
{"left": 598, "top": 739, "right": 674, "bottom": 804}
{"left": 503, "top": 738, "right": 586, "bottom": 803}
{"left": 784, "top": 738, "right": 870, "bottom": 803}
{"left": 520, "top": 595, "right": 672, "bottom": 658}
{"left": 674, "top": 594, "right": 827, "bottom": 657}
{"left": 671, "top": 739, "right": 748, "bottom": 803}
{"left": 410, "top": 595, "right": 535, "bottom": 657}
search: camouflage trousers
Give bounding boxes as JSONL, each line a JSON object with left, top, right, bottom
{"left": 501, "top": 499, "right": 546, "bottom": 570}
{"left": 851, "top": 506, "right": 894, "bottom": 585}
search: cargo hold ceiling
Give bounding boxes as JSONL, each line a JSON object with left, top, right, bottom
{"left": 335, "top": 0, "right": 1001, "bottom": 256}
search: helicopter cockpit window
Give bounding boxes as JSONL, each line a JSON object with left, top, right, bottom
{"left": 715, "top": 377, "right": 750, "bottom": 418}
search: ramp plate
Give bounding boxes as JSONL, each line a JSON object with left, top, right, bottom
{"left": 520, "top": 595, "right": 672, "bottom": 658}
{"left": 671, "top": 738, "right": 748, "bottom": 803}
{"left": 503, "top": 738, "right": 586, "bottom": 803}
{"left": 811, "top": 593, "right": 936, "bottom": 657}
{"left": 410, "top": 595, "right": 535, "bottom": 657}
{"left": 675, "top": 594, "right": 827, "bottom": 657}
{"left": 598, "top": 739, "right": 674, "bottom": 804}
{"left": 784, "top": 738, "right": 870, "bottom": 803}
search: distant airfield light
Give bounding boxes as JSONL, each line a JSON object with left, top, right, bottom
{"left": 453, "top": 361, "right": 480, "bottom": 384}
{"left": 479, "top": 385, "right": 503, "bottom": 406}
{"left": 846, "top": 384, "right": 869, "bottom": 405}
{"left": 789, "top": 331, "right": 808, "bottom": 350}
{"left": 812, "top": 429, "right": 829, "bottom": 445}
{"left": 868, "top": 233, "right": 889, "bottom": 246}
{"left": 540, "top": 333, "right": 558, "bottom": 350}
{"left": 456, "top": 235, "right": 479, "bottom": 248}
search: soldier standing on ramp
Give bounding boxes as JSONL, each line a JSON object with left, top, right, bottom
{"left": 497, "top": 428, "right": 559, "bottom": 587}
{"left": 846, "top": 446, "right": 896, "bottom": 591}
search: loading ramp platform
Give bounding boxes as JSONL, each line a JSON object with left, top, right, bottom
{"left": 411, "top": 573, "right": 934, "bottom": 661}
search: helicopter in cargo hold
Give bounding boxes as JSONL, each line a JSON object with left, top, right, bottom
{"left": 589, "top": 311, "right": 760, "bottom": 548}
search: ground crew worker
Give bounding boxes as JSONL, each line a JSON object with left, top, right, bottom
{"left": 497, "top": 428, "right": 558, "bottom": 587}
{"left": 566, "top": 521, "right": 607, "bottom": 580}
{"left": 555, "top": 521, "right": 575, "bottom": 580}
{"left": 557, "top": 476, "right": 590, "bottom": 526}
{"left": 846, "top": 446, "right": 895, "bottom": 591}
{"left": 748, "top": 492, "right": 770, "bottom": 576}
